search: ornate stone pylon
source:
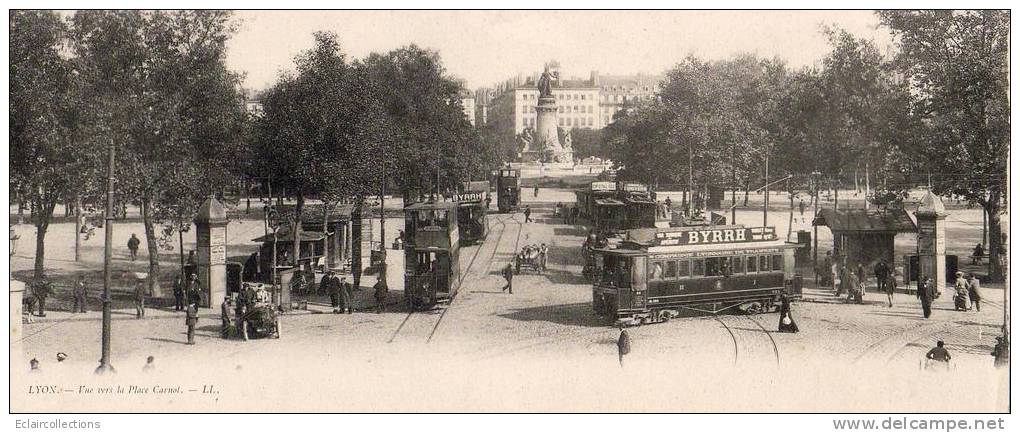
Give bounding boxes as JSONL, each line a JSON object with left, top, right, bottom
{"left": 915, "top": 190, "right": 947, "bottom": 291}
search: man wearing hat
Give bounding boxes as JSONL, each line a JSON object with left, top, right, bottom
{"left": 185, "top": 302, "right": 199, "bottom": 345}
{"left": 339, "top": 276, "right": 353, "bottom": 314}
{"left": 29, "top": 358, "right": 40, "bottom": 373}
{"left": 617, "top": 325, "right": 631, "bottom": 367}
{"left": 966, "top": 273, "right": 982, "bottom": 312}
{"left": 323, "top": 270, "right": 341, "bottom": 314}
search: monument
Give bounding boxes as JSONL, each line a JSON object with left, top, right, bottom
{"left": 518, "top": 65, "right": 574, "bottom": 164}
{"left": 915, "top": 190, "right": 947, "bottom": 291}
{"left": 195, "top": 196, "right": 227, "bottom": 308}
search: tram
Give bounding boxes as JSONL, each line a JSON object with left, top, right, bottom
{"left": 496, "top": 168, "right": 521, "bottom": 213}
{"left": 575, "top": 181, "right": 617, "bottom": 220}
{"left": 453, "top": 190, "right": 489, "bottom": 245}
{"left": 403, "top": 201, "right": 462, "bottom": 309}
{"left": 576, "top": 181, "right": 663, "bottom": 235}
{"left": 591, "top": 225, "right": 802, "bottom": 326}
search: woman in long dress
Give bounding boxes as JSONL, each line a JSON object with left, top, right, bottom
{"left": 778, "top": 293, "right": 799, "bottom": 333}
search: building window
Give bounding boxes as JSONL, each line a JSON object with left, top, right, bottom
{"left": 558, "top": 119, "right": 564, "bottom": 126}
{"left": 580, "top": 95, "right": 586, "bottom": 100}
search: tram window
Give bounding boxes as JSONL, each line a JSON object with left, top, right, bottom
{"left": 677, "top": 260, "right": 690, "bottom": 278}
{"left": 692, "top": 259, "right": 705, "bottom": 277}
{"left": 664, "top": 260, "right": 677, "bottom": 279}
{"left": 435, "top": 210, "right": 448, "bottom": 226}
{"left": 705, "top": 257, "right": 720, "bottom": 277}
{"left": 759, "top": 256, "right": 770, "bottom": 273}
{"left": 732, "top": 256, "right": 744, "bottom": 274}
{"left": 746, "top": 255, "right": 757, "bottom": 273}
{"left": 772, "top": 254, "right": 783, "bottom": 271}
{"left": 720, "top": 257, "right": 731, "bottom": 277}
{"left": 649, "top": 262, "right": 663, "bottom": 280}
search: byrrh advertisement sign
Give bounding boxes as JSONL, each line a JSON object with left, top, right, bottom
{"left": 654, "top": 227, "right": 776, "bottom": 246}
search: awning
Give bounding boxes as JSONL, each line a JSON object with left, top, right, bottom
{"left": 812, "top": 208, "right": 916, "bottom": 233}
{"left": 252, "top": 230, "right": 326, "bottom": 243}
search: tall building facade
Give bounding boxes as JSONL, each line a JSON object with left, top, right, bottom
{"left": 481, "top": 69, "right": 663, "bottom": 138}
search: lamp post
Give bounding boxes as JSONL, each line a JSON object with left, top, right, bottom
{"left": 96, "top": 138, "right": 116, "bottom": 375}
{"left": 265, "top": 204, "right": 280, "bottom": 306}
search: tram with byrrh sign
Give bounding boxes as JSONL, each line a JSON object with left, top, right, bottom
{"left": 591, "top": 225, "right": 802, "bottom": 326}
{"left": 453, "top": 190, "right": 489, "bottom": 245}
{"left": 403, "top": 201, "right": 462, "bottom": 309}
{"left": 496, "top": 168, "right": 521, "bottom": 213}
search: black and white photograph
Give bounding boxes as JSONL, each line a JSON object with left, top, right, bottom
{"left": 4, "top": 5, "right": 1014, "bottom": 427}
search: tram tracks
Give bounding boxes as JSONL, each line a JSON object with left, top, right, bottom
{"left": 388, "top": 213, "right": 510, "bottom": 345}
{"left": 713, "top": 314, "right": 781, "bottom": 368}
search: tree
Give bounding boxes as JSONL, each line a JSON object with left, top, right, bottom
{"left": 10, "top": 11, "right": 102, "bottom": 280}
{"left": 70, "top": 10, "right": 246, "bottom": 296}
{"left": 878, "top": 10, "right": 1010, "bottom": 281}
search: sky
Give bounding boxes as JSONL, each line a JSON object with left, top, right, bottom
{"left": 225, "top": 10, "right": 894, "bottom": 92}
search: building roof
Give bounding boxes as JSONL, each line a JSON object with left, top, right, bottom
{"left": 812, "top": 208, "right": 917, "bottom": 233}
{"left": 916, "top": 190, "right": 947, "bottom": 216}
{"left": 275, "top": 203, "right": 354, "bottom": 224}
{"left": 195, "top": 197, "right": 227, "bottom": 224}
{"left": 252, "top": 230, "right": 326, "bottom": 243}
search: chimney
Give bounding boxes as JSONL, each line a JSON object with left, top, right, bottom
{"left": 590, "top": 70, "right": 599, "bottom": 86}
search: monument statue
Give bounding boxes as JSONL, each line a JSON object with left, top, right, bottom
{"left": 562, "top": 129, "right": 572, "bottom": 151}
{"left": 537, "top": 66, "right": 554, "bottom": 98}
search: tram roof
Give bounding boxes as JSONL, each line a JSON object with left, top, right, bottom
{"left": 596, "top": 238, "right": 797, "bottom": 256}
{"left": 252, "top": 230, "right": 326, "bottom": 243}
{"left": 595, "top": 198, "right": 625, "bottom": 206}
{"left": 405, "top": 201, "right": 460, "bottom": 211}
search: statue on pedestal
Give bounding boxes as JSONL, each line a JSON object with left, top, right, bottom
{"left": 537, "top": 66, "right": 554, "bottom": 98}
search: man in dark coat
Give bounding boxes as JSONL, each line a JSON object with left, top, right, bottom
{"left": 127, "top": 233, "right": 141, "bottom": 261}
{"left": 523, "top": 205, "right": 532, "bottom": 223}
{"left": 778, "top": 293, "right": 799, "bottom": 333}
{"left": 324, "top": 270, "right": 341, "bottom": 314}
{"left": 187, "top": 274, "right": 203, "bottom": 307}
{"left": 220, "top": 297, "right": 233, "bottom": 338}
{"left": 134, "top": 278, "right": 146, "bottom": 319}
{"left": 172, "top": 273, "right": 185, "bottom": 311}
{"left": 373, "top": 277, "right": 388, "bottom": 313}
{"left": 502, "top": 263, "right": 514, "bottom": 294}
{"left": 185, "top": 302, "right": 198, "bottom": 345}
{"left": 72, "top": 275, "right": 88, "bottom": 313}
{"left": 339, "top": 276, "right": 353, "bottom": 314}
{"left": 32, "top": 278, "right": 51, "bottom": 317}
{"left": 571, "top": 206, "right": 579, "bottom": 225}
{"left": 918, "top": 276, "right": 935, "bottom": 319}
{"left": 874, "top": 260, "right": 890, "bottom": 295}
{"left": 617, "top": 325, "right": 631, "bottom": 367}
{"left": 925, "top": 340, "right": 951, "bottom": 370}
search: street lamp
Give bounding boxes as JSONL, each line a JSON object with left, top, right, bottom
{"left": 96, "top": 138, "right": 116, "bottom": 375}
{"left": 265, "top": 205, "right": 280, "bottom": 306}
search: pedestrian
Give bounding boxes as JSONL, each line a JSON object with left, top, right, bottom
{"left": 142, "top": 355, "right": 155, "bottom": 373}
{"left": 664, "top": 196, "right": 672, "bottom": 211}
{"left": 134, "top": 278, "right": 146, "bottom": 319}
{"left": 373, "top": 277, "right": 388, "bottom": 313}
{"left": 324, "top": 268, "right": 340, "bottom": 309}
{"left": 856, "top": 263, "right": 866, "bottom": 287}
{"left": 874, "top": 260, "right": 890, "bottom": 295}
{"left": 617, "top": 325, "right": 631, "bottom": 367}
{"left": 339, "top": 276, "right": 353, "bottom": 314}
{"left": 798, "top": 200, "right": 805, "bottom": 216}
{"left": 966, "top": 273, "right": 982, "bottom": 312}
{"left": 918, "top": 276, "right": 935, "bottom": 319}
{"left": 534, "top": 186, "right": 539, "bottom": 198}
{"left": 925, "top": 340, "right": 952, "bottom": 370}
{"left": 172, "top": 273, "right": 185, "bottom": 311}
{"left": 571, "top": 206, "right": 579, "bottom": 225}
{"left": 835, "top": 265, "right": 848, "bottom": 298}
{"left": 523, "top": 205, "right": 532, "bottom": 223}
{"left": 846, "top": 270, "right": 862, "bottom": 304}
{"left": 778, "top": 293, "right": 799, "bottom": 333}
{"left": 972, "top": 243, "right": 985, "bottom": 264}
{"left": 221, "top": 296, "right": 233, "bottom": 338}
{"left": 884, "top": 272, "right": 897, "bottom": 308}
{"left": 72, "top": 275, "right": 88, "bottom": 313}
{"left": 539, "top": 243, "right": 549, "bottom": 271}
{"left": 186, "top": 250, "right": 197, "bottom": 279}
{"left": 953, "top": 271, "right": 970, "bottom": 311}
{"left": 29, "top": 358, "right": 40, "bottom": 373}
{"left": 502, "top": 263, "right": 514, "bottom": 294}
{"left": 31, "top": 278, "right": 51, "bottom": 317}
{"left": 127, "top": 233, "right": 141, "bottom": 261}
{"left": 187, "top": 273, "right": 203, "bottom": 307}
{"left": 185, "top": 302, "right": 198, "bottom": 345}
{"left": 991, "top": 336, "right": 1009, "bottom": 369}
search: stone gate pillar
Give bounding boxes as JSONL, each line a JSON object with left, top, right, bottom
{"left": 195, "top": 196, "right": 227, "bottom": 308}
{"left": 915, "top": 191, "right": 947, "bottom": 291}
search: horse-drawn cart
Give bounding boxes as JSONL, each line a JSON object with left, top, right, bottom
{"left": 514, "top": 244, "right": 546, "bottom": 275}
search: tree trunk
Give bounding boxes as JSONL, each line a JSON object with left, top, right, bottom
{"left": 743, "top": 181, "right": 749, "bottom": 206}
{"left": 32, "top": 201, "right": 56, "bottom": 280}
{"left": 292, "top": 192, "right": 304, "bottom": 268}
{"left": 985, "top": 194, "right": 1004, "bottom": 282}
{"left": 141, "top": 197, "right": 164, "bottom": 297}
{"left": 74, "top": 196, "right": 82, "bottom": 262}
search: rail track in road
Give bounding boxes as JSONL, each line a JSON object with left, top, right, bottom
{"left": 388, "top": 212, "right": 519, "bottom": 345}
{"left": 713, "top": 314, "right": 781, "bottom": 368}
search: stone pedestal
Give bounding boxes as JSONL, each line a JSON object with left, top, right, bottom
{"left": 195, "top": 197, "right": 227, "bottom": 308}
{"left": 915, "top": 191, "right": 947, "bottom": 290}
